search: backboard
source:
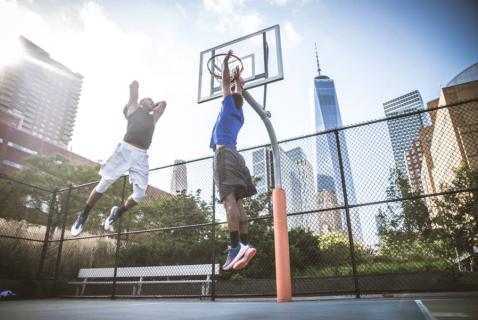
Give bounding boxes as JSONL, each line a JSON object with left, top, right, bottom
{"left": 197, "top": 25, "right": 283, "bottom": 104}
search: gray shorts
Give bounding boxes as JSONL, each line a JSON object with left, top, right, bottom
{"left": 214, "top": 146, "right": 257, "bottom": 202}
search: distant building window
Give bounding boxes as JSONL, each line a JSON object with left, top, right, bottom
{"left": 7, "top": 142, "right": 38, "bottom": 155}
{"left": 3, "top": 160, "right": 23, "bottom": 169}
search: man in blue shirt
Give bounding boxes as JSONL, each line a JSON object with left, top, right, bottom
{"left": 210, "top": 50, "right": 257, "bottom": 271}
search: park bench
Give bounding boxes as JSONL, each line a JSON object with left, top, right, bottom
{"left": 68, "top": 264, "right": 220, "bottom": 297}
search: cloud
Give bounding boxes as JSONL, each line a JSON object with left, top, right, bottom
{"left": 283, "top": 21, "right": 302, "bottom": 50}
{"left": 200, "top": 0, "right": 262, "bottom": 34}
{"left": 175, "top": 2, "right": 186, "bottom": 17}
{"left": 268, "top": 0, "right": 288, "bottom": 6}
{"left": 202, "top": 0, "right": 245, "bottom": 15}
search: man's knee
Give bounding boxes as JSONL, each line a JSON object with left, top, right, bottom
{"left": 224, "top": 193, "right": 238, "bottom": 210}
{"left": 95, "top": 178, "right": 116, "bottom": 193}
{"left": 131, "top": 185, "right": 146, "bottom": 202}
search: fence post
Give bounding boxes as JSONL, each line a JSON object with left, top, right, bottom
{"left": 52, "top": 184, "right": 73, "bottom": 294}
{"left": 112, "top": 176, "right": 127, "bottom": 299}
{"left": 37, "top": 187, "right": 58, "bottom": 279}
{"left": 334, "top": 130, "right": 360, "bottom": 298}
{"left": 210, "top": 160, "right": 217, "bottom": 301}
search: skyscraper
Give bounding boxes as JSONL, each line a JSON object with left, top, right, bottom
{"left": 0, "top": 36, "right": 83, "bottom": 148}
{"left": 311, "top": 45, "right": 362, "bottom": 241}
{"left": 252, "top": 148, "right": 271, "bottom": 196}
{"left": 404, "top": 139, "right": 425, "bottom": 193}
{"left": 170, "top": 159, "right": 188, "bottom": 194}
{"left": 285, "top": 147, "right": 317, "bottom": 231}
{"left": 252, "top": 146, "right": 312, "bottom": 229}
{"left": 383, "top": 90, "right": 426, "bottom": 175}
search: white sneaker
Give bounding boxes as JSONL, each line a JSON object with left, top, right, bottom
{"left": 71, "top": 212, "right": 88, "bottom": 237}
{"left": 104, "top": 206, "right": 119, "bottom": 231}
{"left": 233, "top": 244, "right": 257, "bottom": 270}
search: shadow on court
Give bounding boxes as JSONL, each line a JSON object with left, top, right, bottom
{"left": 1, "top": 296, "right": 477, "bottom": 320}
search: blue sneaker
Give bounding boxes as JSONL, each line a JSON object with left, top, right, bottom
{"left": 222, "top": 243, "right": 248, "bottom": 271}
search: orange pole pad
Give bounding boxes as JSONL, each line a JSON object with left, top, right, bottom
{"left": 272, "top": 188, "right": 292, "bottom": 302}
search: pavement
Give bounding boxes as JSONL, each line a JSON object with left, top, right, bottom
{"left": 0, "top": 294, "right": 477, "bottom": 320}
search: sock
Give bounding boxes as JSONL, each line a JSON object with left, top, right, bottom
{"left": 240, "top": 233, "right": 248, "bottom": 245}
{"left": 230, "top": 231, "right": 239, "bottom": 248}
{"left": 116, "top": 205, "right": 127, "bottom": 217}
{"left": 82, "top": 204, "right": 92, "bottom": 217}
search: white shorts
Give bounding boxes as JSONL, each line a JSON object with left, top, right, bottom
{"left": 97, "top": 142, "right": 149, "bottom": 201}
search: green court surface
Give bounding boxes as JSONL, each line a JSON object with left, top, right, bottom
{"left": 0, "top": 296, "right": 477, "bottom": 320}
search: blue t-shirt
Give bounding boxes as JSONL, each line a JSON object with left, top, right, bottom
{"left": 210, "top": 95, "right": 244, "bottom": 151}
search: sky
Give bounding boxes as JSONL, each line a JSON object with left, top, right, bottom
{"left": 0, "top": 0, "right": 477, "bottom": 168}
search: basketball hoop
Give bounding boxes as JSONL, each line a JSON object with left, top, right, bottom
{"left": 207, "top": 53, "right": 244, "bottom": 81}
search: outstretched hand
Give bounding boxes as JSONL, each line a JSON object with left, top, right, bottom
{"left": 233, "top": 66, "right": 243, "bottom": 82}
{"left": 130, "top": 80, "right": 139, "bottom": 90}
{"left": 224, "top": 49, "right": 233, "bottom": 63}
{"left": 232, "top": 66, "right": 244, "bottom": 90}
{"left": 153, "top": 101, "right": 167, "bottom": 117}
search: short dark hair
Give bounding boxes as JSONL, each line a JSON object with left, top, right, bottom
{"left": 232, "top": 93, "right": 243, "bottom": 109}
{"left": 140, "top": 98, "right": 153, "bottom": 105}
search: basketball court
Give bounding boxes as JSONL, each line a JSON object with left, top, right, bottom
{"left": 2, "top": 22, "right": 477, "bottom": 320}
{"left": 1, "top": 295, "right": 477, "bottom": 320}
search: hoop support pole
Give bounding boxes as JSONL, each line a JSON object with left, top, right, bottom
{"left": 273, "top": 188, "right": 292, "bottom": 302}
{"left": 243, "top": 90, "right": 291, "bottom": 302}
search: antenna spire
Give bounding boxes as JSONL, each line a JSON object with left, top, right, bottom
{"left": 315, "top": 42, "right": 321, "bottom": 77}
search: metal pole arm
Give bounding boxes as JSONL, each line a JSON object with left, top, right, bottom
{"left": 242, "top": 90, "right": 282, "bottom": 189}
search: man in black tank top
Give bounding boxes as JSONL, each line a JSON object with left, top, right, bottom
{"left": 71, "top": 80, "right": 167, "bottom": 237}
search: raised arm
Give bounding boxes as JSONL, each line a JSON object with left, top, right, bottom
{"left": 152, "top": 101, "right": 167, "bottom": 125}
{"left": 222, "top": 50, "right": 233, "bottom": 98}
{"left": 232, "top": 66, "right": 244, "bottom": 95}
{"left": 125, "top": 80, "right": 139, "bottom": 117}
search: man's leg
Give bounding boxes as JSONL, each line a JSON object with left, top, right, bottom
{"left": 114, "top": 195, "right": 138, "bottom": 216}
{"left": 71, "top": 178, "right": 114, "bottom": 237}
{"left": 224, "top": 193, "right": 241, "bottom": 248}
{"left": 237, "top": 200, "right": 248, "bottom": 244}
{"left": 233, "top": 199, "right": 256, "bottom": 270}
{"left": 104, "top": 182, "right": 145, "bottom": 231}
{"left": 86, "top": 189, "right": 103, "bottom": 207}
{"left": 222, "top": 192, "right": 248, "bottom": 270}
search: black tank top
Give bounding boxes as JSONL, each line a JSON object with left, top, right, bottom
{"left": 123, "top": 106, "right": 155, "bottom": 149}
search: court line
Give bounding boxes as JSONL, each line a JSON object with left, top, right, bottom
{"left": 415, "top": 300, "right": 437, "bottom": 320}
{"left": 433, "top": 312, "right": 471, "bottom": 318}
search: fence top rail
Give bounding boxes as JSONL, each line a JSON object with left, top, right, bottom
{"left": 78, "top": 264, "right": 220, "bottom": 278}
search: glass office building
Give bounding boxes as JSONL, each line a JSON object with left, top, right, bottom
{"left": 383, "top": 90, "right": 426, "bottom": 176}
{"left": 312, "top": 74, "right": 362, "bottom": 241}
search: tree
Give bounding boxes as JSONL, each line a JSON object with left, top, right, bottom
{"left": 318, "top": 232, "right": 372, "bottom": 267}
{"left": 118, "top": 190, "right": 213, "bottom": 266}
{"left": 0, "top": 178, "right": 27, "bottom": 221}
{"left": 377, "top": 168, "right": 431, "bottom": 238}
{"left": 432, "top": 162, "right": 478, "bottom": 259}
{"left": 377, "top": 162, "right": 478, "bottom": 266}
{"left": 376, "top": 168, "right": 437, "bottom": 264}
{"left": 0, "top": 154, "right": 125, "bottom": 235}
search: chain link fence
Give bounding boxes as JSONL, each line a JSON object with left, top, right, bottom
{"left": 1, "top": 98, "right": 477, "bottom": 298}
